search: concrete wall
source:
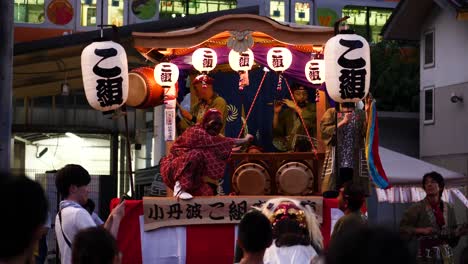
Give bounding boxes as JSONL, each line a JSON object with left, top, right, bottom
{"left": 420, "top": 82, "right": 468, "bottom": 158}
{"left": 420, "top": 6, "right": 468, "bottom": 89}
{"left": 419, "top": 4, "right": 468, "bottom": 175}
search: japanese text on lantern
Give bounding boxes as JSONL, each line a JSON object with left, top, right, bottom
{"left": 308, "top": 62, "right": 321, "bottom": 82}
{"left": 272, "top": 53, "right": 284, "bottom": 68}
{"left": 203, "top": 50, "right": 214, "bottom": 68}
{"left": 93, "top": 48, "right": 124, "bottom": 107}
{"left": 239, "top": 53, "right": 250, "bottom": 68}
{"left": 337, "top": 39, "right": 367, "bottom": 100}
{"left": 161, "top": 65, "right": 173, "bottom": 83}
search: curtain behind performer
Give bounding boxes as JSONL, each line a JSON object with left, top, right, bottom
{"left": 320, "top": 101, "right": 369, "bottom": 197}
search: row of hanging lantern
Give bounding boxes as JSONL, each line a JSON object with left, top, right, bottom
{"left": 81, "top": 33, "right": 369, "bottom": 113}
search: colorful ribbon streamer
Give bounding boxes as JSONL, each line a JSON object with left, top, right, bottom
{"left": 365, "top": 101, "right": 391, "bottom": 189}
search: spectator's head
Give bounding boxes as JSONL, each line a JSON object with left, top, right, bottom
{"left": 202, "top": 108, "right": 223, "bottom": 136}
{"left": 238, "top": 210, "right": 272, "bottom": 255}
{"left": 83, "top": 198, "right": 96, "bottom": 215}
{"left": 422, "top": 171, "right": 444, "bottom": 198}
{"left": 55, "top": 164, "right": 91, "bottom": 204}
{"left": 338, "top": 182, "right": 365, "bottom": 213}
{"left": 257, "top": 198, "right": 323, "bottom": 250}
{"left": 326, "top": 226, "right": 413, "bottom": 264}
{"left": 72, "top": 227, "right": 120, "bottom": 264}
{"left": 291, "top": 84, "right": 309, "bottom": 108}
{"left": 192, "top": 74, "right": 214, "bottom": 100}
{"left": 0, "top": 173, "right": 48, "bottom": 263}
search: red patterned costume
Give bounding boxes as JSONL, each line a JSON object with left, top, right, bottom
{"left": 160, "top": 110, "right": 236, "bottom": 196}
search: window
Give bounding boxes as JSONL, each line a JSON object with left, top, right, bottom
{"left": 160, "top": 0, "right": 187, "bottom": 19}
{"left": 295, "top": 2, "right": 310, "bottom": 25}
{"left": 342, "top": 6, "right": 393, "bottom": 43}
{"left": 270, "top": 0, "right": 285, "bottom": 22}
{"left": 424, "top": 31, "right": 435, "bottom": 68}
{"left": 108, "top": 0, "right": 124, "bottom": 26}
{"left": 81, "top": 0, "right": 97, "bottom": 26}
{"left": 424, "top": 86, "right": 434, "bottom": 124}
{"left": 188, "top": 0, "right": 236, "bottom": 15}
{"left": 14, "top": 0, "right": 45, "bottom": 24}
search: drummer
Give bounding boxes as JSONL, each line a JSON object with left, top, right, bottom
{"left": 272, "top": 84, "right": 317, "bottom": 152}
{"left": 178, "top": 74, "right": 228, "bottom": 135}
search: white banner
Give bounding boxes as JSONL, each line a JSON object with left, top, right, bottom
{"left": 164, "top": 101, "right": 176, "bottom": 141}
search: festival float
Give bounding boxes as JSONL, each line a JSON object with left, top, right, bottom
{"left": 81, "top": 14, "right": 390, "bottom": 264}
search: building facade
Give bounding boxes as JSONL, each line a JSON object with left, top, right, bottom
{"left": 384, "top": 0, "right": 468, "bottom": 175}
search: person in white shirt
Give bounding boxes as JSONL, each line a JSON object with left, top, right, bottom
{"left": 257, "top": 198, "right": 323, "bottom": 264}
{"left": 55, "top": 164, "right": 124, "bottom": 264}
{"left": 0, "top": 174, "right": 48, "bottom": 264}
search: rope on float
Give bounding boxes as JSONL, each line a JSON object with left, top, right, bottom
{"left": 236, "top": 71, "right": 268, "bottom": 139}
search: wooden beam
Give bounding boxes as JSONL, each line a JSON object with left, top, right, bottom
{"left": 13, "top": 76, "right": 84, "bottom": 98}
{"left": 133, "top": 14, "right": 333, "bottom": 49}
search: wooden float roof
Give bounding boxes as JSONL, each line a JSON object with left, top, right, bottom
{"left": 133, "top": 14, "right": 334, "bottom": 58}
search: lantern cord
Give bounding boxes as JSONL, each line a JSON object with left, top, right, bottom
{"left": 284, "top": 78, "right": 318, "bottom": 158}
{"left": 100, "top": 0, "right": 104, "bottom": 38}
{"left": 236, "top": 71, "right": 267, "bottom": 139}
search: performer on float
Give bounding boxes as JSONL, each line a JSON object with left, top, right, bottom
{"left": 161, "top": 108, "right": 252, "bottom": 200}
{"left": 257, "top": 198, "right": 323, "bottom": 263}
{"left": 272, "top": 84, "right": 316, "bottom": 152}
{"left": 178, "top": 74, "right": 228, "bottom": 135}
{"left": 320, "top": 96, "right": 371, "bottom": 197}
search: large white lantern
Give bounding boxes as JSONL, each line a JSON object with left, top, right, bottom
{"left": 267, "top": 47, "right": 292, "bottom": 72}
{"left": 324, "top": 33, "right": 370, "bottom": 103}
{"left": 305, "top": 59, "right": 325, "bottom": 85}
{"left": 154, "top": 62, "right": 179, "bottom": 87}
{"left": 228, "top": 49, "right": 254, "bottom": 72}
{"left": 81, "top": 41, "right": 129, "bottom": 111}
{"left": 192, "top": 48, "right": 217, "bottom": 72}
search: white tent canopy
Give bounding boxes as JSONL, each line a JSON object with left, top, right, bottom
{"left": 375, "top": 147, "right": 467, "bottom": 205}
{"left": 380, "top": 147, "right": 465, "bottom": 186}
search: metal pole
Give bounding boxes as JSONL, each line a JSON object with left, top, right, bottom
{"left": 0, "top": 1, "right": 14, "bottom": 173}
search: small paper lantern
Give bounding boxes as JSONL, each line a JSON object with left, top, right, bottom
{"left": 192, "top": 48, "right": 217, "bottom": 72}
{"left": 154, "top": 62, "right": 179, "bottom": 87}
{"left": 305, "top": 59, "right": 325, "bottom": 85}
{"left": 324, "top": 33, "right": 370, "bottom": 103}
{"left": 81, "top": 40, "right": 129, "bottom": 111}
{"left": 267, "top": 47, "right": 292, "bottom": 72}
{"left": 228, "top": 49, "right": 254, "bottom": 72}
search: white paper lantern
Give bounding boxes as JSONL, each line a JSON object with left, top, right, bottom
{"left": 267, "top": 47, "right": 292, "bottom": 72}
{"left": 324, "top": 33, "right": 370, "bottom": 103}
{"left": 305, "top": 59, "right": 325, "bottom": 85}
{"left": 192, "top": 48, "right": 217, "bottom": 72}
{"left": 228, "top": 49, "right": 254, "bottom": 72}
{"left": 154, "top": 62, "right": 179, "bottom": 87}
{"left": 81, "top": 41, "right": 128, "bottom": 111}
